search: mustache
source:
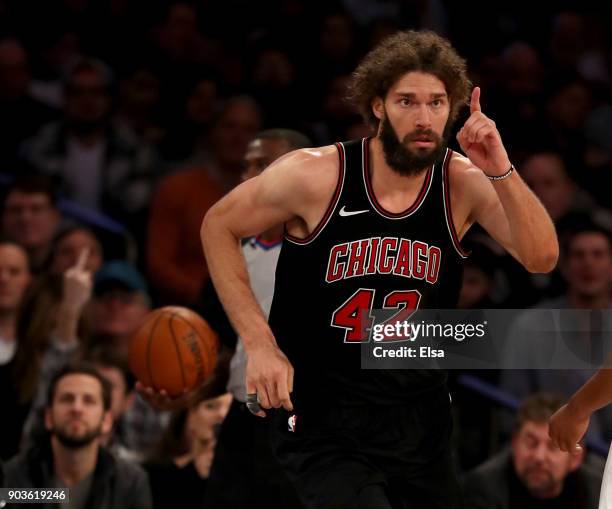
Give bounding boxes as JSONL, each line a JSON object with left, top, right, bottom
{"left": 403, "top": 129, "right": 440, "bottom": 143}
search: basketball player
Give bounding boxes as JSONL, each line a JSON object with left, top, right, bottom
{"left": 201, "top": 31, "right": 559, "bottom": 508}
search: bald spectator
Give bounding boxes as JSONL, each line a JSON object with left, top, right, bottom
{"left": 521, "top": 152, "right": 612, "bottom": 230}
{"left": 0, "top": 38, "right": 57, "bottom": 170}
{"left": 21, "top": 58, "right": 157, "bottom": 230}
{"left": 147, "top": 96, "right": 261, "bottom": 306}
{"left": 0, "top": 241, "right": 31, "bottom": 364}
{"left": 1, "top": 176, "right": 61, "bottom": 273}
{"left": 464, "top": 393, "right": 602, "bottom": 509}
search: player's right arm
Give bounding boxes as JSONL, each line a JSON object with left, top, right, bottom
{"left": 201, "top": 147, "right": 337, "bottom": 416}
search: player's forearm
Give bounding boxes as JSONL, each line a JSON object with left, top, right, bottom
{"left": 201, "top": 214, "right": 277, "bottom": 353}
{"left": 492, "top": 172, "right": 558, "bottom": 272}
{"left": 567, "top": 367, "right": 612, "bottom": 419}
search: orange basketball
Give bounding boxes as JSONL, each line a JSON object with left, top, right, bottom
{"left": 128, "top": 306, "right": 219, "bottom": 396}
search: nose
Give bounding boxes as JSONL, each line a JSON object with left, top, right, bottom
{"left": 415, "top": 104, "right": 432, "bottom": 129}
{"left": 532, "top": 443, "right": 548, "bottom": 462}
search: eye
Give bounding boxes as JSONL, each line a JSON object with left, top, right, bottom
{"left": 400, "top": 98, "right": 411, "bottom": 106}
{"left": 431, "top": 99, "right": 442, "bottom": 107}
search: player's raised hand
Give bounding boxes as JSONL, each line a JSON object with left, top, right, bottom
{"left": 245, "top": 342, "right": 294, "bottom": 417}
{"left": 548, "top": 403, "right": 589, "bottom": 454}
{"left": 62, "top": 247, "right": 93, "bottom": 313}
{"left": 456, "top": 87, "right": 512, "bottom": 177}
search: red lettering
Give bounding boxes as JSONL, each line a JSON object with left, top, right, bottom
{"left": 326, "top": 243, "right": 348, "bottom": 283}
{"left": 393, "top": 239, "right": 411, "bottom": 277}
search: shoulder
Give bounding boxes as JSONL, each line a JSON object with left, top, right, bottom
{"left": 259, "top": 145, "right": 340, "bottom": 201}
{"left": 463, "top": 448, "right": 511, "bottom": 494}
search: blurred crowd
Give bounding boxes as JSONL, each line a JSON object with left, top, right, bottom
{"left": 0, "top": 0, "right": 611, "bottom": 507}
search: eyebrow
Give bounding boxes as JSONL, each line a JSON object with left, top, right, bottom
{"left": 396, "top": 92, "right": 448, "bottom": 99}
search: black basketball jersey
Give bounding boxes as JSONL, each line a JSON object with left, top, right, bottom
{"left": 268, "top": 138, "right": 467, "bottom": 409}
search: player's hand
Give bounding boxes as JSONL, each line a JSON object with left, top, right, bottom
{"left": 456, "top": 87, "right": 512, "bottom": 176}
{"left": 62, "top": 247, "right": 93, "bottom": 313}
{"left": 548, "top": 403, "right": 590, "bottom": 453}
{"left": 136, "top": 382, "right": 193, "bottom": 412}
{"left": 245, "top": 342, "right": 294, "bottom": 417}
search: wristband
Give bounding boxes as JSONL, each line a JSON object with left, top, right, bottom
{"left": 485, "top": 164, "right": 514, "bottom": 181}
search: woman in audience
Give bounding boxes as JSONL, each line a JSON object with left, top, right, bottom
{"left": 145, "top": 391, "right": 232, "bottom": 509}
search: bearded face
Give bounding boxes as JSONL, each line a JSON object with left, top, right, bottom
{"left": 379, "top": 110, "right": 449, "bottom": 176}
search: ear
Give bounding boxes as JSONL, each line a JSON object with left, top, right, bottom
{"left": 371, "top": 96, "right": 384, "bottom": 121}
{"left": 101, "top": 410, "right": 113, "bottom": 436}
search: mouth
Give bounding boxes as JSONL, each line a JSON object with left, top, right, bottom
{"left": 411, "top": 140, "right": 435, "bottom": 148}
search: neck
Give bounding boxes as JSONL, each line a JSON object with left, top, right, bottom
{"left": 51, "top": 436, "right": 98, "bottom": 487}
{"left": 566, "top": 289, "right": 610, "bottom": 309}
{"left": 0, "top": 310, "right": 17, "bottom": 341}
{"left": 368, "top": 137, "right": 431, "bottom": 212}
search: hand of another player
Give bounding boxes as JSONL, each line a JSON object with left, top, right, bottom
{"left": 246, "top": 343, "right": 294, "bottom": 417}
{"left": 136, "top": 382, "right": 194, "bottom": 412}
{"left": 62, "top": 247, "right": 93, "bottom": 314}
{"left": 548, "top": 403, "right": 590, "bottom": 453}
{"left": 456, "top": 87, "right": 512, "bottom": 177}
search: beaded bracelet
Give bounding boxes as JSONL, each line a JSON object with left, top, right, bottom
{"left": 485, "top": 164, "right": 514, "bottom": 181}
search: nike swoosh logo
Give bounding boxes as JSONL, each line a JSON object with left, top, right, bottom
{"left": 339, "top": 206, "right": 370, "bottom": 217}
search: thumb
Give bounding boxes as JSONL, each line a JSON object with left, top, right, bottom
{"left": 470, "top": 86, "right": 481, "bottom": 114}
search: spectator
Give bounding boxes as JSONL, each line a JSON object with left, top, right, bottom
{"left": 143, "top": 128, "right": 311, "bottom": 508}
{"left": 4, "top": 363, "right": 153, "bottom": 509}
{"left": 21, "top": 58, "right": 157, "bottom": 230}
{"left": 17, "top": 248, "right": 93, "bottom": 449}
{"left": 0, "top": 38, "right": 57, "bottom": 170}
{"left": 86, "top": 345, "right": 140, "bottom": 462}
{"left": 463, "top": 393, "right": 602, "bottom": 509}
{"left": 48, "top": 226, "right": 104, "bottom": 275}
{"left": 114, "top": 64, "right": 163, "bottom": 146}
{"left": 0, "top": 240, "right": 31, "bottom": 364}
{"left": 145, "top": 391, "right": 231, "bottom": 509}
{"left": 89, "top": 261, "right": 165, "bottom": 455}
{"left": 1, "top": 175, "right": 61, "bottom": 273}
{"left": 147, "top": 96, "right": 261, "bottom": 306}
{"left": 90, "top": 261, "right": 149, "bottom": 357}
{"left": 158, "top": 75, "right": 220, "bottom": 167}
{"left": 521, "top": 153, "right": 612, "bottom": 228}
{"left": 500, "top": 223, "right": 612, "bottom": 443}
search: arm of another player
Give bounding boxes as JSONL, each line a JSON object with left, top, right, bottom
{"left": 201, "top": 148, "right": 333, "bottom": 416}
{"left": 457, "top": 87, "right": 558, "bottom": 273}
{"left": 549, "top": 364, "right": 612, "bottom": 452}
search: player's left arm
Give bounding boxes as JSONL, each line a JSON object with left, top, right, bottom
{"left": 456, "top": 87, "right": 559, "bottom": 273}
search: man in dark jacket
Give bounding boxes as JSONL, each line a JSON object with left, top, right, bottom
{"left": 463, "top": 392, "right": 603, "bottom": 509}
{"left": 3, "top": 363, "right": 152, "bottom": 509}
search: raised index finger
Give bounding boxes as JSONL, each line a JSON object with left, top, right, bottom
{"left": 75, "top": 246, "right": 90, "bottom": 271}
{"left": 470, "top": 86, "right": 481, "bottom": 114}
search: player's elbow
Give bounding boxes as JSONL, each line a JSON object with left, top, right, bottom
{"left": 524, "top": 242, "right": 559, "bottom": 273}
{"left": 201, "top": 204, "right": 223, "bottom": 249}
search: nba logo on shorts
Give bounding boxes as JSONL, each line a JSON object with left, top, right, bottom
{"left": 288, "top": 414, "right": 297, "bottom": 432}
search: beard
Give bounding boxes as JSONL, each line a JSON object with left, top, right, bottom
{"left": 520, "top": 465, "right": 558, "bottom": 497}
{"left": 53, "top": 420, "right": 103, "bottom": 449}
{"left": 379, "top": 114, "right": 449, "bottom": 176}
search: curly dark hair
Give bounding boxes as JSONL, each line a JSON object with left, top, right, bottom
{"left": 347, "top": 30, "right": 472, "bottom": 130}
